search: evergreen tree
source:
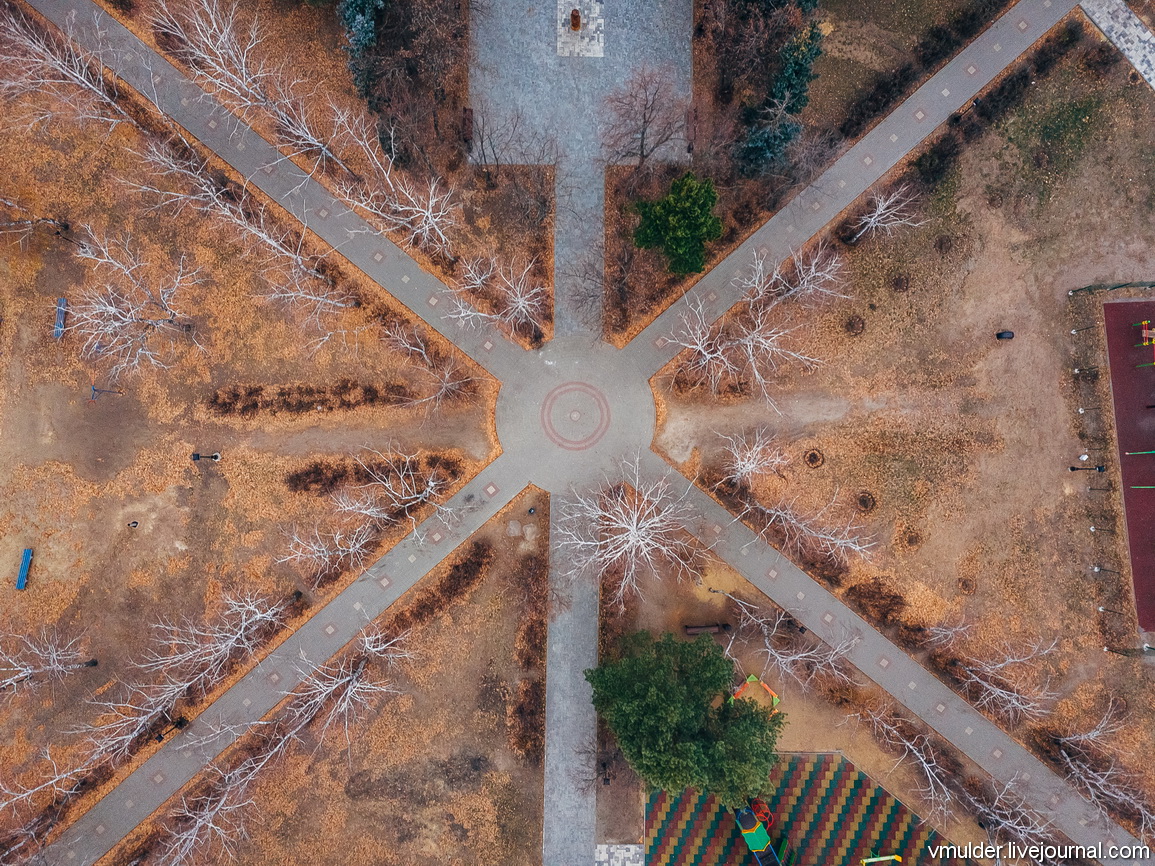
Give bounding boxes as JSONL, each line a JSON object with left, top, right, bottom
{"left": 771, "top": 22, "right": 824, "bottom": 114}
{"left": 585, "top": 631, "right": 785, "bottom": 806}
{"left": 634, "top": 173, "right": 724, "bottom": 276}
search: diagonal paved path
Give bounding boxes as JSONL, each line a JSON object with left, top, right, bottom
{"left": 16, "top": 0, "right": 1154, "bottom": 862}
{"left": 44, "top": 455, "right": 530, "bottom": 865}
{"left": 621, "top": 0, "right": 1081, "bottom": 377}
{"left": 26, "top": 0, "right": 527, "bottom": 382}
{"left": 632, "top": 452, "right": 1149, "bottom": 865}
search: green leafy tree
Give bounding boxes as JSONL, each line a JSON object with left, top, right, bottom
{"left": 585, "top": 631, "right": 785, "bottom": 806}
{"left": 771, "top": 22, "right": 823, "bottom": 114}
{"left": 634, "top": 173, "right": 723, "bottom": 276}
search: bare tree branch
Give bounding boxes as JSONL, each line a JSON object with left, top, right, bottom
{"left": 556, "top": 458, "right": 706, "bottom": 609}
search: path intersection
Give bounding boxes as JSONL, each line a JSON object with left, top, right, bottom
{"left": 15, "top": 0, "right": 1154, "bottom": 862}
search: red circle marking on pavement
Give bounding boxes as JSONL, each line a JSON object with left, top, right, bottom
{"left": 540, "top": 382, "right": 611, "bottom": 450}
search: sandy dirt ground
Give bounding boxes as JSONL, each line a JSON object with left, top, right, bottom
{"left": 655, "top": 27, "right": 1155, "bottom": 830}
{"left": 596, "top": 561, "right": 989, "bottom": 852}
{"left": 103, "top": 487, "right": 548, "bottom": 866}
{"left": 0, "top": 76, "right": 495, "bottom": 844}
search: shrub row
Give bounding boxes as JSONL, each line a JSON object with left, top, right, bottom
{"left": 386, "top": 540, "right": 494, "bottom": 635}
{"left": 839, "top": 0, "right": 1016, "bottom": 140}
{"left": 908, "top": 20, "right": 1087, "bottom": 190}
{"left": 209, "top": 378, "right": 415, "bottom": 417}
{"left": 284, "top": 452, "right": 461, "bottom": 495}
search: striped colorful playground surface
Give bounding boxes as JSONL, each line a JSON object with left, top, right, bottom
{"left": 645, "top": 753, "right": 971, "bottom": 866}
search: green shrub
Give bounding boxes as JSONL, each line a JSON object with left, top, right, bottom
{"left": 634, "top": 173, "right": 724, "bottom": 276}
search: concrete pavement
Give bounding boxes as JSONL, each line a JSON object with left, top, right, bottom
{"left": 621, "top": 0, "right": 1082, "bottom": 377}
{"left": 15, "top": 0, "right": 1155, "bottom": 861}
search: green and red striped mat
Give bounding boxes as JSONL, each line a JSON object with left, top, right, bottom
{"left": 645, "top": 753, "right": 969, "bottom": 866}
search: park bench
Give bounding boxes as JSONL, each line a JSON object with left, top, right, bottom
{"left": 16, "top": 548, "right": 32, "bottom": 590}
{"left": 53, "top": 297, "right": 67, "bottom": 338}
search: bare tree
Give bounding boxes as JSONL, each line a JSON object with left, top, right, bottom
{"left": 722, "top": 593, "right": 856, "bottom": 691}
{"left": 277, "top": 522, "right": 378, "bottom": 587}
{"left": 668, "top": 298, "right": 738, "bottom": 394}
{"left": 335, "top": 112, "right": 457, "bottom": 256}
{"left": 156, "top": 764, "right": 255, "bottom": 866}
{"left": 0, "top": 629, "right": 90, "bottom": 696}
{"left": 0, "top": 196, "right": 68, "bottom": 244}
{"left": 556, "top": 459, "right": 706, "bottom": 609}
{"left": 154, "top": 622, "right": 407, "bottom": 863}
{"left": 924, "top": 616, "right": 973, "bottom": 649}
{"left": 748, "top": 496, "right": 874, "bottom": 565}
{"left": 959, "top": 774, "right": 1060, "bottom": 865}
{"left": 151, "top": 0, "right": 347, "bottom": 173}
{"left": 1044, "top": 700, "right": 1155, "bottom": 840}
{"left": 285, "top": 654, "right": 399, "bottom": 750}
{"left": 729, "top": 300, "right": 820, "bottom": 401}
{"left": 378, "top": 318, "right": 479, "bottom": 410}
{"left": 0, "top": 4, "right": 128, "bottom": 130}
{"left": 80, "top": 682, "right": 180, "bottom": 766}
{"left": 669, "top": 298, "right": 819, "bottom": 403}
{"left": 852, "top": 706, "right": 957, "bottom": 821}
{"left": 446, "top": 256, "right": 548, "bottom": 335}
{"left": 956, "top": 639, "right": 1057, "bottom": 726}
{"left": 136, "top": 594, "right": 287, "bottom": 701}
{"left": 601, "top": 64, "right": 688, "bottom": 172}
{"left": 0, "top": 747, "right": 84, "bottom": 817}
{"left": 847, "top": 184, "right": 925, "bottom": 245}
{"left": 68, "top": 230, "right": 202, "bottom": 379}
{"left": 717, "top": 429, "right": 786, "bottom": 492}
{"left": 130, "top": 136, "right": 354, "bottom": 329}
{"left": 350, "top": 447, "right": 457, "bottom": 528}
{"left": 734, "top": 245, "right": 846, "bottom": 308}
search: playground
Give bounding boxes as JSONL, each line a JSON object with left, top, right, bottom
{"left": 646, "top": 754, "right": 972, "bottom": 866}
{"left": 652, "top": 22, "right": 1155, "bottom": 808}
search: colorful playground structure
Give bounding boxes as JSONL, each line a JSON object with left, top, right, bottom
{"left": 646, "top": 754, "right": 969, "bottom": 866}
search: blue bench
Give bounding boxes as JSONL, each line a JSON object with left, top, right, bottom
{"left": 53, "top": 297, "right": 67, "bottom": 339}
{"left": 16, "top": 548, "right": 32, "bottom": 590}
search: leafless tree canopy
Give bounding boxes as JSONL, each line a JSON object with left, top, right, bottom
{"left": 601, "top": 65, "right": 688, "bottom": 171}
{"left": 722, "top": 592, "right": 856, "bottom": 691}
{"left": 151, "top": 0, "right": 348, "bottom": 173}
{"left": 129, "top": 135, "right": 356, "bottom": 331}
{"left": 717, "top": 429, "right": 787, "bottom": 492}
{"left": 0, "top": 4, "right": 127, "bottom": 130}
{"left": 556, "top": 459, "right": 706, "bottom": 609}
{"left": 746, "top": 495, "right": 874, "bottom": 566}
{"left": 848, "top": 184, "right": 925, "bottom": 244}
{"left": 0, "top": 629, "right": 88, "bottom": 697}
{"left": 155, "top": 631, "right": 409, "bottom": 864}
{"left": 334, "top": 112, "right": 457, "bottom": 256}
{"left": 670, "top": 297, "right": 819, "bottom": 404}
{"left": 853, "top": 706, "right": 959, "bottom": 821}
{"left": 445, "top": 255, "right": 549, "bottom": 340}
{"left": 68, "top": 229, "right": 203, "bottom": 380}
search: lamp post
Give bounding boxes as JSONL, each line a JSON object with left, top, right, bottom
{"left": 1070, "top": 325, "right": 1096, "bottom": 334}
{"left": 1069, "top": 466, "right": 1106, "bottom": 472}
{"left": 1097, "top": 606, "right": 1125, "bottom": 615}
{"left": 1090, "top": 525, "right": 1114, "bottom": 535}
{"left": 1091, "top": 566, "right": 1119, "bottom": 574}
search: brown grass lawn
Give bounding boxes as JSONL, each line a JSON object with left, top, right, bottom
{"left": 655, "top": 22, "right": 1155, "bottom": 823}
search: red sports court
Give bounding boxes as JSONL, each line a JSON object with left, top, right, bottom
{"left": 1103, "top": 300, "right": 1155, "bottom": 631}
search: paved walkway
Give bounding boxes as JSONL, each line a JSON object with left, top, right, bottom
{"left": 1081, "top": 0, "right": 1155, "bottom": 88}
{"left": 469, "top": 0, "right": 692, "bottom": 335}
{"left": 16, "top": 0, "right": 1155, "bottom": 862}
{"left": 621, "top": 0, "right": 1082, "bottom": 377}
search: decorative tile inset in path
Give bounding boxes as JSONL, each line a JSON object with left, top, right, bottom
{"left": 646, "top": 753, "right": 975, "bottom": 866}
{"left": 557, "top": 0, "right": 605, "bottom": 56}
